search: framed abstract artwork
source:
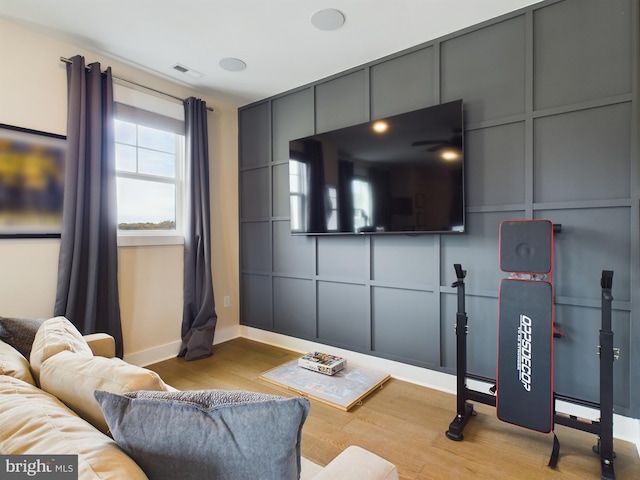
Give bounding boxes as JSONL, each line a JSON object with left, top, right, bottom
{"left": 0, "top": 124, "right": 66, "bottom": 238}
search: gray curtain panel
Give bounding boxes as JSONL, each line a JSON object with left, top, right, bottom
{"left": 179, "top": 97, "right": 217, "bottom": 361}
{"left": 54, "top": 55, "right": 123, "bottom": 358}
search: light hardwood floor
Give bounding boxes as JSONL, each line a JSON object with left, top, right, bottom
{"left": 147, "top": 338, "right": 640, "bottom": 480}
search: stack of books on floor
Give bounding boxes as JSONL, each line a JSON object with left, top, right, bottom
{"left": 298, "top": 351, "right": 346, "bottom": 376}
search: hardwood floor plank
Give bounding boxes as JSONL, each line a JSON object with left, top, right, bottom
{"left": 147, "top": 338, "right": 640, "bottom": 480}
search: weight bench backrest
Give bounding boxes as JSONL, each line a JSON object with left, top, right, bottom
{"left": 496, "top": 220, "right": 555, "bottom": 433}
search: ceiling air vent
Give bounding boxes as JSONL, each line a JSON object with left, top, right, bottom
{"left": 171, "top": 63, "right": 204, "bottom": 79}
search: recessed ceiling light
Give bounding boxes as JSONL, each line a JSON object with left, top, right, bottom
{"left": 219, "top": 57, "right": 247, "bottom": 72}
{"left": 311, "top": 8, "right": 345, "bottom": 31}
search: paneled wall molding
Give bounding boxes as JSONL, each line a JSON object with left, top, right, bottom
{"left": 239, "top": 0, "right": 639, "bottom": 418}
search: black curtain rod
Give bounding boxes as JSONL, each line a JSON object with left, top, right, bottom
{"left": 59, "top": 56, "right": 213, "bottom": 112}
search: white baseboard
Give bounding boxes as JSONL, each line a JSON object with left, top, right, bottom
{"left": 242, "top": 327, "right": 640, "bottom": 454}
{"left": 240, "top": 326, "right": 456, "bottom": 392}
{"left": 125, "top": 325, "right": 242, "bottom": 367}
{"left": 124, "top": 340, "right": 181, "bottom": 367}
{"left": 213, "top": 324, "right": 243, "bottom": 345}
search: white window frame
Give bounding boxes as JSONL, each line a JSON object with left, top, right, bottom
{"left": 113, "top": 85, "right": 185, "bottom": 247}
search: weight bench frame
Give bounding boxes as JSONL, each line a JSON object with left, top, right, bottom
{"left": 445, "top": 263, "right": 616, "bottom": 480}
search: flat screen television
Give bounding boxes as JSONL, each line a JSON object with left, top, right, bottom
{"left": 288, "top": 99, "right": 464, "bottom": 235}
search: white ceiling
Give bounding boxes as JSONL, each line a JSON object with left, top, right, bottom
{"left": 0, "top": 0, "right": 543, "bottom": 107}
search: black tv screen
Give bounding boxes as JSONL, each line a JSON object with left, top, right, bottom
{"left": 288, "top": 99, "right": 464, "bottom": 235}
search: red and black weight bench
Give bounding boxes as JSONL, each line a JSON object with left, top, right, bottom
{"left": 446, "top": 219, "right": 617, "bottom": 480}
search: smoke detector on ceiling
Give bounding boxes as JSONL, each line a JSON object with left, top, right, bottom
{"left": 171, "top": 63, "right": 204, "bottom": 79}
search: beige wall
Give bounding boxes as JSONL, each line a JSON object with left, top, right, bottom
{"left": 0, "top": 18, "right": 239, "bottom": 364}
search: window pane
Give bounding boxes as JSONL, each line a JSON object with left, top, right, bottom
{"left": 115, "top": 144, "right": 137, "bottom": 173}
{"left": 114, "top": 120, "right": 136, "bottom": 145}
{"left": 138, "top": 148, "right": 175, "bottom": 178}
{"left": 138, "top": 126, "right": 175, "bottom": 153}
{"left": 117, "top": 177, "right": 175, "bottom": 230}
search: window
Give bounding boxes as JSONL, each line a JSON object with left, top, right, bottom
{"left": 113, "top": 87, "right": 185, "bottom": 246}
{"left": 114, "top": 120, "right": 183, "bottom": 231}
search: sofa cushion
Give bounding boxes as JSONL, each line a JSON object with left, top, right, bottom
{"left": 94, "top": 389, "right": 310, "bottom": 480}
{"left": 0, "top": 315, "right": 45, "bottom": 359}
{"left": 0, "top": 339, "right": 36, "bottom": 385}
{"left": 30, "top": 316, "right": 93, "bottom": 383}
{"left": 40, "top": 350, "right": 168, "bottom": 433}
{"left": 0, "top": 375, "right": 148, "bottom": 480}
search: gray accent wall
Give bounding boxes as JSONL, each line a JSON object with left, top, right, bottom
{"left": 238, "top": 0, "right": 639, "bottom": 418}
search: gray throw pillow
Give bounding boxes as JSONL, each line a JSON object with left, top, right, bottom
{"left": 94, "top": 389, "right": 310, "bottom": 480}
{"left": 0, "top": 316, "right": 45, "bottom": 359}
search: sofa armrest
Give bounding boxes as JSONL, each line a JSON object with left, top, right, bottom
{"left": 310, "top": 446, "right": 398, "bottom": 480}
{"left": 83, "top": 333, "right": 115, "bottom": 358}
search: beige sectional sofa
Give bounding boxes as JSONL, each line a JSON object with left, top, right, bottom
{"left": 0, "top": 316, "right": 398, "bottom": 480}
